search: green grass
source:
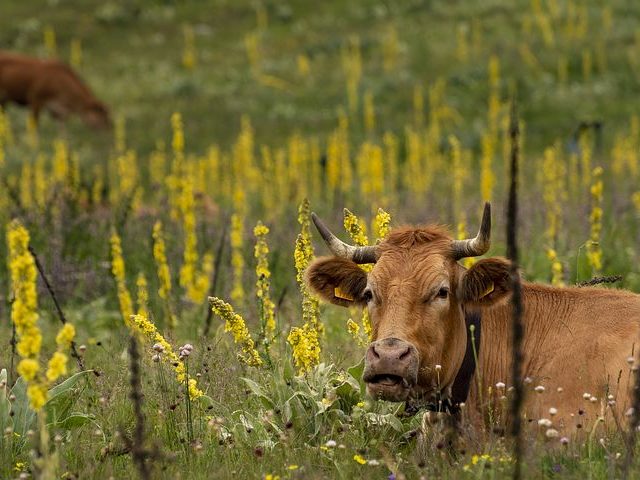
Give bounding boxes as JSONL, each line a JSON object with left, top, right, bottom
{"left": 1, "top": 0, "right": 640, "bottom": 478}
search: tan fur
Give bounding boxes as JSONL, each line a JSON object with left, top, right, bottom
{"left": 307, "top": 223, "right": 640, "bottom": 432}
{"left": 0, "top": 51, "right": 111, "bottom": 129}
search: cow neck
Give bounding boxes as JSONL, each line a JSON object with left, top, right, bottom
{"left": 404, "top": 309, "right": 481, "bottom": 416}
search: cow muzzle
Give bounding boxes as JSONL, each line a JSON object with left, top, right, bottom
{"left": 362, "top": 337, "right": 419, "bottom": 402}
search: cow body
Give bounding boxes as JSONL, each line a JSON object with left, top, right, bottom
{"left": 306, "top": 204, "right": 640, "bottom": 433}
{"left": 474, "top": 283, "right": 640, "bottom": 426}
{"left": 0, "top": 51, "right": 111, "bottom": 129}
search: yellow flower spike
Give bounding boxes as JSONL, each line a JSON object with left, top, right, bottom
{"left": 46, "top": 352, "right": 68, "bottom": 382}
{"left": 208, "top": 297, "right": 262, "bottom": 367}
{"left": 289, "top": 202, "right": 322, "bottom": 373}
{"left": 26, "top": 384, "right": 47, "bottom": 411}
{"left": 373, "top": 208, "right": 391, "bottom": 242}
{"left": 254, "top": 222, "right": 276, "bottom": 336}
{"left": 130, "top": 314, "right": 204, "bottom": 399}
{"left": 152, "top": 221, "right": 173, "bottom": 299}
{"left": 17, "top": 359, "right": 39, "bottom": 381}
{"left": 586, "top": 166, "right": 604, "bottom": 275}
{"left": 343, "top": 208, "right": 369, "bottom": 246}
{"left": 110, "top": 231, "right": 133, "bottom": 326}
{"left": 55, "top": 323, "right": 76, "bottom": 348}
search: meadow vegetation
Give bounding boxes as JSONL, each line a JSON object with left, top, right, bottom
{"left": 1, "top": 0, "right": 640, "bottom": 478}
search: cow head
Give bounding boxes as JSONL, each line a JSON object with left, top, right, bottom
{"left": 306, "top": 203, "right": 512, "bottom": 403}
{"left": 83, "top": 101, "right": 112, "bottom": 130}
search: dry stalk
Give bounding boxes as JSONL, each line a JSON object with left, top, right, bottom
{"left": 507, "top": 99, "right": 525, "bottom": 480}
{"left": 128, "top": 335, "right": 151, "bottom": 480}
{"left": 203, "top": 220, "right": 228, "bottom": 336}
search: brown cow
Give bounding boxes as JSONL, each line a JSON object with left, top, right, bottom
{"left": 0, "top": 51, "right": 111, "bottom": 129}
{"left": 306, "top": 203, "right": 640, "bottom": 432}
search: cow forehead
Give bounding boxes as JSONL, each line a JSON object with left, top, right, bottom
{"left": 370, "top": 251, "right": 454, "bottom": 292}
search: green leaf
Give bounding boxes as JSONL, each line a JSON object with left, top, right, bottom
{"left": 347, "top": 357, "right": 366, "bottom": 396}
{"left": 51, "top": 413, "right": 95, "bottom": 430}
{"left": 241, "top": 377, "right": 274, "bottom": 409}
{"left": 45, "top": 370, "right": 93, "bottom": 426}
{"left": 9, "top": 377, "right": 36, "bottom": 437}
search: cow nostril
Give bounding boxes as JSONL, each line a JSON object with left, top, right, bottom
{"left": 398, "top": 346, "right": 411, "bottom": 361}
{"left": 370, "top": 345, "right": 380, "bottom": 359}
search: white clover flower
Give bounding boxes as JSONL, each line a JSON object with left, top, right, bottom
{"left": 534, "top": 385, "right": 545, "bottom": 393}
{"left": 152, "top": 343, "right": 165, "bottom": 353}
{"left": 590, "top": 396, "right": 598, "bottom": 403}
{"left": 560, "top": 436, "right": 569, "bottom": 445}
{"left": 435, "top": 364, "right": 442, "bottom": 372}
{"left": 549, "top": 407, "right": 557, "bottom": 416}
{"left": 583, "top": 392, "right": 591, "bottom": 400}
{"left": 545, "top": 428, "right": 559, "bottom": 438}
{"left": 495, "top": 382, "right": 506, "bottom": 389}
{"left": 325, "top": 440, "right": 337, "bottom": 448}
{"left": 538, "top": 418, "right": 552, "bottom": 427}
{"left": 152, "top": 354, "right": 161, "bottom": 363}
{"left": 557, "top": 387, "right": 564, "bottom": 393}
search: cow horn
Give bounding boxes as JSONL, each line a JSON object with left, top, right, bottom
{"left": 452, "top": 202, "right": 491, "bottom": 259}
{"left": 311, "top": 212, "right": 378, "bottom": 264}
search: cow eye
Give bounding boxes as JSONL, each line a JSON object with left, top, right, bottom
{"left": 436, "top": 287, "right": 449, "bottom": 299}
{"left": 362, "top": 289, "right": 373, "bottom": 302}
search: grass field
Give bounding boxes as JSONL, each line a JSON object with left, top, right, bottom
{"left": 2, "top": 0, "right": 640, "bottom": 478}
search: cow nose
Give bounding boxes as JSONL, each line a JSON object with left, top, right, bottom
{"left": 363, "top": 337, "right": 419, "bottom": 393}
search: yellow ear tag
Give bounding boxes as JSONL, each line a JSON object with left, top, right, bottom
{"left": 334, "top": 287, "right": 354, "bottom": 302}
{"left": 480, "top": 282, "right": 495, "bottom": 299}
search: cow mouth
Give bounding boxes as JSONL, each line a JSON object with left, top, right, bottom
{"left": 365, "top": 374, "right": 412, "bottom": 401}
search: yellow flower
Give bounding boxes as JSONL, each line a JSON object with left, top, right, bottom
{"left": 343, "top": 208, "right": 369, "bottom": 246}
{"left": 373, "top": 208, "right": 391, "bottom": 241}
{"left": 55, "top": 323, "right": 76, "bottom": 348}
{"left": 230, "top": 213, "right": 245, "bottom": 305}
{"left": 136, "top": 272, "right": 149, "bottom": 316}
{"left": 110, "top": 231, "right": 133, "bottom": 326}
{"left": 209, "top": 297, "right": 262, "bottom": 367}
{"left": 46, "top": 351, "right": 68, "bottom": 382}
{"left": 353, "top": 454, "right": 367, "bottom": 465}
{"left": 287, "top": 323, "right": 320, "bottom": 375}
{"left": 254, "top": 221, "right": 275, "bottom": 336}
{"left": 27, "top": 384, "right": 47, "bottom": 411}
{"left": 152, "top": 221, "right": 172, "bottom": 299}
{"left": 17, "top": 358, "right": 39, "bottom": 381}
{"left": 287, "top": 465, "right": 299, "bottom": 471}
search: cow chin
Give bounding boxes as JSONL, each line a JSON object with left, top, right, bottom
{"left": 365, "top": 378, "right": 413, "bottom": 402}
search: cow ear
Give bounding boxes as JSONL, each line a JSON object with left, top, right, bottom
{"left": 460, "top": 258, "right": 512, "bottom": 306}
{"left": 305, "top": 257, "right": 368, "bottom": 308}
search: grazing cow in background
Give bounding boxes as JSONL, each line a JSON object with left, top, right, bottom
{"left": 306, "top": 203, "right": 640, "bottom": 432}
{"left": 0, "top": 51, "right": 111, "bottom": 129}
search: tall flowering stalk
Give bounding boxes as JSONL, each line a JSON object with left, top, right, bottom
{"left": 130, "top": 314, "right": 204, "bottom": 398}
{"left": 110, "top": 230, "right": 133, "bottom": 327}
{"left": 177, "top": 171, "right": 213, "bottom": 304}
{"left": 7, "top": 220, "right": 76, "bottom": 411}
{"left": 373, "top": 208, "right": 391, "bottom": 241}
{"left": 288, "top": 199, "right": 321, "bottom": 374}
{"left": 152, "top": 221, "right": 177, "bottom": 329}
{"left": 230, "top": 212, "right": 245, "bottom": 305}
{"left": 480, "top": 132, "right": 496, "bottom": 203}
{"left": 586, "top": 166, "right": 604, "bottom": 275}
{"left": 136, "top": 273, "right": 149, "bottom": 317}
{"left": 208, "top": 297, "right": 262, "bottom": 367}
{"left": 344, "top": 209, "right": 373, "bottom": 339}
{"left": 182, "top": 24, "right": 196, "bottom": 70}
{"left": 254, "top": 222, "right": 275, "bottom": 339}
